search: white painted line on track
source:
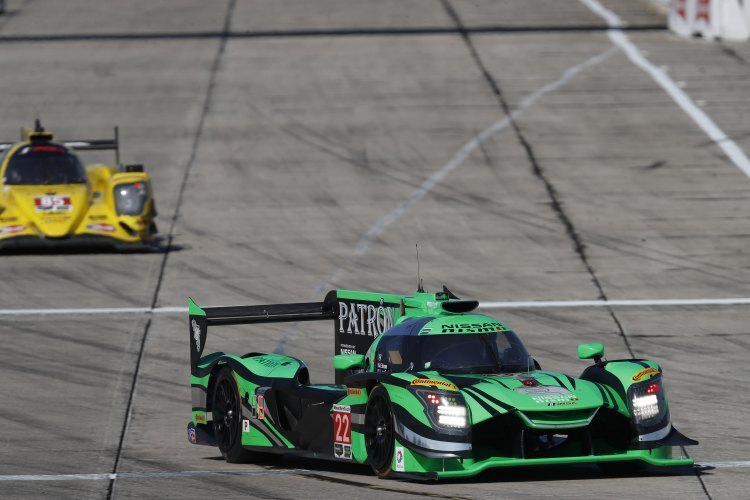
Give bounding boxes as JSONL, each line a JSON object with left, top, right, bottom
{"left": 2, "top": 297, "right": 749, "bottom": 316}
{"left": 697, "top": 461, "right": 750, "bottom": 468}
{"left": 1, "top": 462, "right": 748, "bottom": 482}
{"left": 0, "top": 469, "right": 308, "bottom": 482}
{"left": 0, "top": 306, "right": 186, "bottom": 316}
{"left": 578, "top": 0, "right": 750, "bottom": 177}
{"left": 310, "top": 46, "right": 619, "bottom": 295}
{"left": 480, "top": 297, "right": 750, "bottom": 309}
{"left": 272, "top": 46, "right": 618, "bottom": 352}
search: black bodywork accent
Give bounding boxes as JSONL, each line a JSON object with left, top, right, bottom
{"left": 389, "top": 470, "right": 438, "bottom": 481}
{"left": 462, "top": 389, "right": 501, "bottom": 417}
{"left": 548, "top": 374, "right": 569, "bottom": 390}
{"left": 440, "top": 300, "right": 479, "bottom": 313}
{"left": 241, "top": 376, "right": 349, "bottom": 455}
{"left": 187, "top": 422, "right": 216, "bottom": 447}
{"left": 481, "top": 376, "right": 511, "bottom": 390}
{"left": 190, "top": 291, "right": 337, "bottom": 374}
{"left": 652, "top": 426, "right": 699, "bottom": 448}
{"left": 471, "top": 408, "right": 633, "bottom": 461}
{"left": 204, "top": 299, "right": 336, "bottom": 326}
{"left": 465, "top": 386, "right": 515, "bottom": 412}
{"left": 580, "top": 364, "right": 627, "bottom": 402}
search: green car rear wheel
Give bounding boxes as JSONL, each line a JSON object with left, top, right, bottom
{"left": 212, "top": 367, "right": 253, "bottom": 463}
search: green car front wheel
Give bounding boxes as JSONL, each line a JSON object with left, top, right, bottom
{"left": 365, "top": 386, "right": 395, "bottom": 477}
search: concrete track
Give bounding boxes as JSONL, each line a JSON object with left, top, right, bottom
{"left": 1, "top": 0, "right": 749, "bottom": 498}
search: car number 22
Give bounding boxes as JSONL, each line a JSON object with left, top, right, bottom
{"left": 333, "top": 405, "right": 351, "bottom": 444}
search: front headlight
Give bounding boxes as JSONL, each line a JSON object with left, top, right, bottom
{"left": 417, "top": 390, "right": 468, "bottom": 430}
{"left": 114, "top": 182, "right": 148, "bottom": 215}
{"left": 628, "top": 375, "right": 670, "bottom": 440}
{"left": 629, "top": 376, "right": 665, "bottom": 424}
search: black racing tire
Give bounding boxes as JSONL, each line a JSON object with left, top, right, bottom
{"left": 212, "top": 367, "right": 254, "bottom": 463}
{"left": 364, "top": 386, "right": 395, "bottom": 478}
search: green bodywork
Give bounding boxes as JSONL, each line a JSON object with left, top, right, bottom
{"left": 188, "top": 289, "right": 694, "bottom": 479}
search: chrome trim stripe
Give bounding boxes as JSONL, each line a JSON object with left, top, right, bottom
{"left": 395, "top": 422, "right": 471, "bottom": 452}
{"left": 638, "top": 422, "right": 671, "bottom": 442}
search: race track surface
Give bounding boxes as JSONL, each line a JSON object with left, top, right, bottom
{"left": 1, "top": 0, "right": 749, "bottom": 498}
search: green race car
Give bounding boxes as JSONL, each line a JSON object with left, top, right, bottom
{"left": 186, "top": 288, "right": 697, "bottom": 480}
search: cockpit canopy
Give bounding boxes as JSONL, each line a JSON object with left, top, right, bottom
{"left": 370, "top": 315, "right": 533, "bottom": 375}
{"left": 3, "top": 144, "right": 87, "bottom": 185}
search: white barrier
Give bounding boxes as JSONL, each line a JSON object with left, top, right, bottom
{"left": 668, "top": 0, "right": 750, "bottom": 40}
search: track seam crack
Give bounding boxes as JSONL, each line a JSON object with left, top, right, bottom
{"left": 105, "top": 1, "right": 237, "bottom": 498}
{"left": 682, "top": 447, "right": 713, "bottom": 500}
{"left": 439, "top": 0, "right": 635, "bottom": 357}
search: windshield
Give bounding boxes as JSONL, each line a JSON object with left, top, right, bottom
{"left": 4, "top": 145, "right": 87, "bottom": 185}
{"left": 375, "top": 331, "right": 532, "bottom": 375}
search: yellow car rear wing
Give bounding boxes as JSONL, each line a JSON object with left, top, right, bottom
{"left": 0, "top": 120, "right": 121, "bottom": 164}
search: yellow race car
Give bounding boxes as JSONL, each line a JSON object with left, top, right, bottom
{"left": 0, "top": 121, "right": 157, "bottom": 251}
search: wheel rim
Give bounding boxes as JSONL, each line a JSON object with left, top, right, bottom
{"left": 365, "top": 395, "right": 393, "bottom": 472}
{"left": 213, "top": 378, "right": 238, "bottom": 451}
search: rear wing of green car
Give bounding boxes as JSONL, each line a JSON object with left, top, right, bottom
{"left": 188, "top": 292, "right": 337, "bottom": 371}
{"left": 188, "top": 288, "right": 478, "bottom": 381}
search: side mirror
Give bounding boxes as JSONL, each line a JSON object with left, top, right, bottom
{"left": 333, "top": 354, "right": 366, "bottom": 371}
{"left": 578, "top": 343, "right": 605, "bottom": 364}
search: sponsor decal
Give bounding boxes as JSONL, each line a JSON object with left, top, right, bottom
{"left": 0, "top": 217, "right": 18, "bottom": 222}
{"left": 334, "top": 297, "right": 401, "bottom": 384}
{"left": 242, "top": 419, "right": 250, "bottom": 433}
{"left": 441, "top": 322, "right": 508, "bottom": 334}
{"left": 188, "top": 427, "right": 197, "bottom": 444}
{"left": 338, "top": 344, "right": 357, "bottom": 355}
{"left": 86, "top": 223, "right": 116, "bottom": 233}
{"left": 334, "top": 443, "right": 352, "bottom": 459}
{"left": 89, "top": 214, "right": 106, "bottom": 220}
{"left": 376, "top": 353, "right": 388, "bottom": 372}
{"left": 195, "top": 413, "right": 206, "bottom": 424}
{"left": 254, "top": 357, "right": 280, "bottom": 368}
{"left": 516, "top": 385, "right": 570, "bottom": 395}
{"left": 34, "top": 195, "right": 72, "bottom": 212}
{"left": 191, "top": 319, "right": 201, "bottom": 352}
{"left": 347, "top": 387, "right": 363, "bottom": 397}
{"left": 338, "top": 298, "right": 396, "bottom": 337}
{"left": 520, "top": 378, "right": 539, "bottom": 387}
{"left": 333, "top": 404, "right": 350, "bottom": 413}
{"left": 632, "top": 367, "right": 660, "bottom": 382}
{"left": 517, "top": 385, "right": 578, "bottom": 405}
{"left": 410, "top": 378, "right": 458, "bottom": 391}
{"left": 0, "top": 224, "right": 25, "bottom": 235}
{"left": 395, "top": 446, "right": 405, "bottom": 472}
{"left": 547, "top": 400, "right": 578, "bottom": 407}
{"left": 257, "top": 395, "right": 265, "bottom": 420}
